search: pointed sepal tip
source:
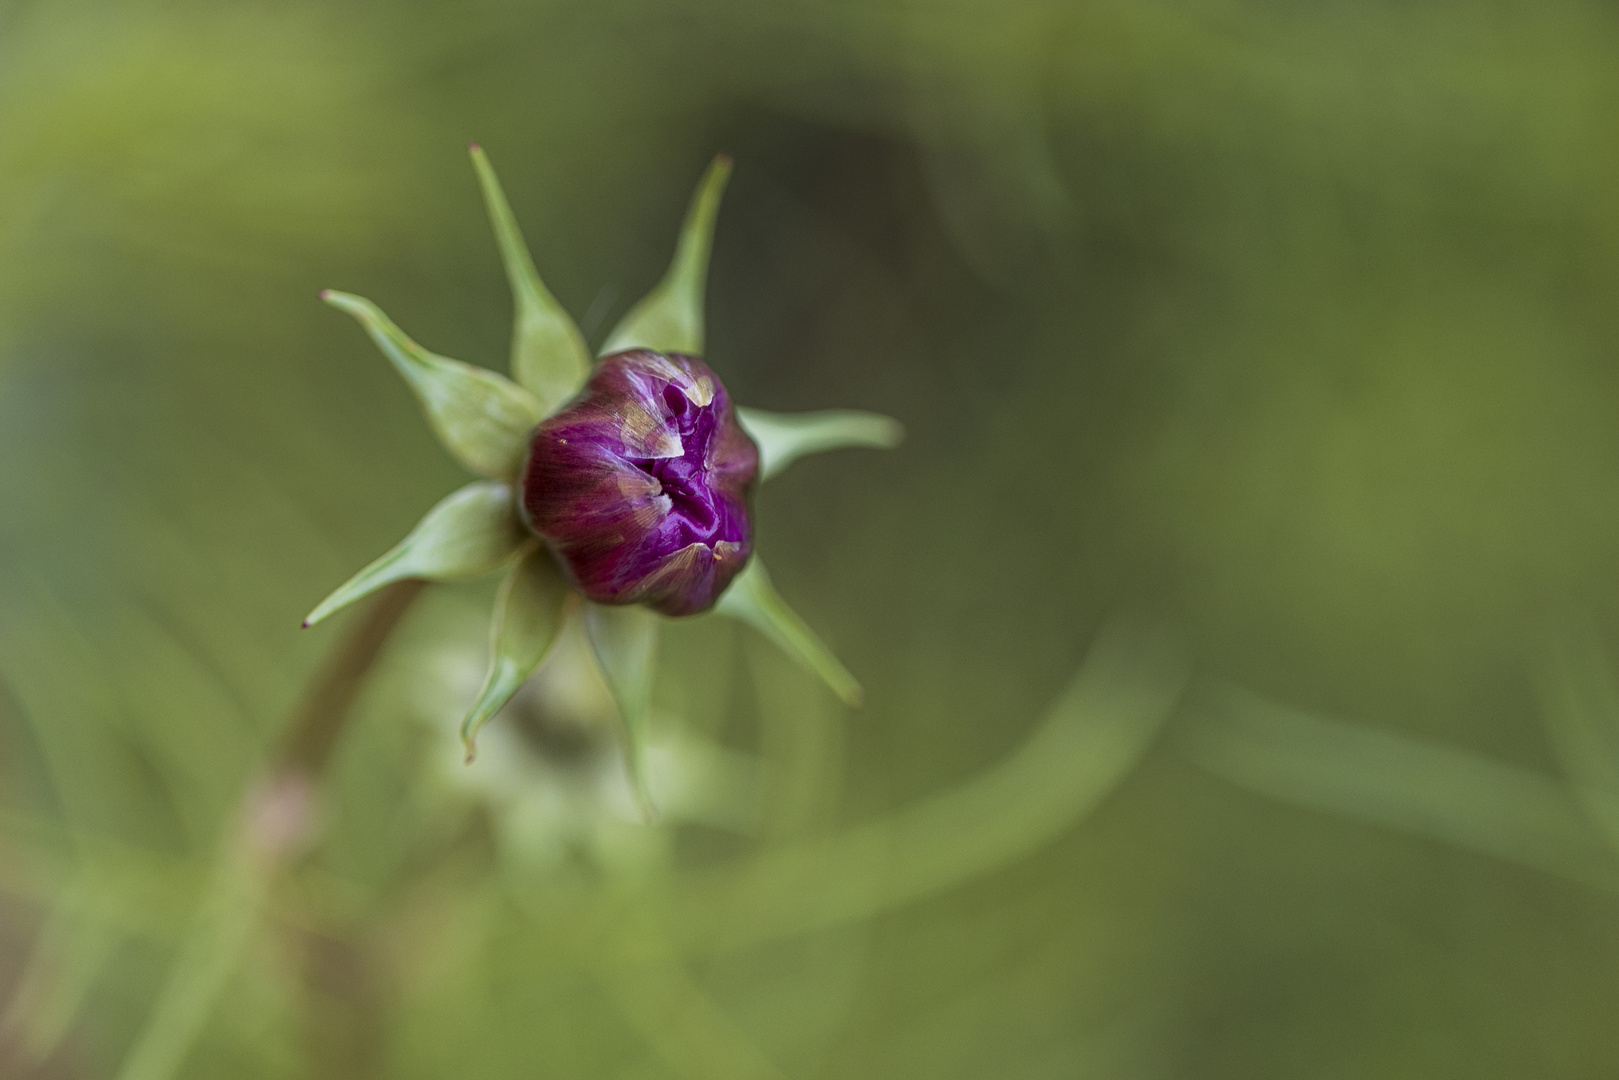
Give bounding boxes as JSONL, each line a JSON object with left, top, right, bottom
{"left": 320, "top": 289, "right": 543, "bottom": 477}
{"left": 600, "top": 153, "right": 734, "bottom": 357}
{"left": 736, "top": 406, "right": 904, "bottom": 482}
{"left": 715, "top": 557, "right": 863, "bottom": 707}
{"left": 302, "top": 481, "right": 526, "bottom": 628}
{"left": 467, "top": 143, "right": 592, "bottom": 413}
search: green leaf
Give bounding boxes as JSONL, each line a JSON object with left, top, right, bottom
{"left": 715, "top": 558, "right": 861, "bottom": 707}
{"left": 668, "top": 616, "right": 1188, "bottom": 951}
{"left": 321, "top": 290, "right": 543, "bottom": 477}
{"left": 460, "top": 546, "right": 569, "bottom": 760}
{"left": 584, "top": 602, "right": 661, "bottom": 814}
{"left": 736, "top": 407, "right": 904, "bottom": 482}
{"left": 600, "top": 154, "right": 732, "bottom": 357}
{"left": 303, "top": 481, "right": 525, "bottom": 627}
{"left": 468, "top": 144, "right": 592, "bottom": 415}
{"left": 1186, "top": 687, "right": 1619, "bottom": 893}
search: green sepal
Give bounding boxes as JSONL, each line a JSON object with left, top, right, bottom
{"left": 468, "top": 144, "right": 592, "bottom": 415}
{"left": 600, "top": 154, "right": 732, "bottom": 357}
{"left": 715, "top": 557, "right": 862, "bottom": 707}
{"left": 460, "top": 545, "right": 569, "bottom": 760}
{"left": 583, "top": 601, "right": 661, "bottom": 815}
{"left": 303, "top": 481, "right": 525, "bottom": 627}
{"left": 736, "top": 407, "right": 904, "bottom": 482}
{"left": 321, "top": 290, "right": 543, "bottom": 477}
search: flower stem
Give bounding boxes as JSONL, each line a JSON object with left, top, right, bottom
{"left": 281, "top": 578, "right": 428, "bottom": 776}
{"left": 112, "top": 579, "right": 425, "bottom": 1080}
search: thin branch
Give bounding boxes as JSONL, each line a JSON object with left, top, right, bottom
{"left": 280, "top": 579, "right": 428, "bottom": 777}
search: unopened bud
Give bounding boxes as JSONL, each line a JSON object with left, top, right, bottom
{"left": 520, "top": 350, "right": 758, "bottom": 616}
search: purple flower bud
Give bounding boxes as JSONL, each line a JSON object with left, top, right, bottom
{"left": 520, "top": 350, "right": 759, "bottom": 617}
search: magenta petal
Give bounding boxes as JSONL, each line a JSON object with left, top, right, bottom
{"left": 520, "top": 350, "right": 758, "bottom": 616}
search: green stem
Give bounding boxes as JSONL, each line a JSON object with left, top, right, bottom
{"left": 112, "top": 579, "right": 425, "bottom": 1080}
{"left": 281, "top": 578, "right": 428, "bottom": 775}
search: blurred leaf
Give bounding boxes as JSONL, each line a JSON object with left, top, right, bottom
{"left": 600, "top": 154, "right": 732, "bottom": 357}
{"left": 321, "top": 290, "right": 543, "bottom": 477}
{"left": 1, "top": 869, "right": 120, "bottom": 1063}
{"left": 715, "top": 558, "right": 861, "bottom": 707}
{"left": 583, "top": 914, "right": 789, "bottom": 1080}
{"left": 736, "top": 407, "right": 904, "bottom": 482}
{"left": 0, "top": 586, "right": 189, "bottom": 844}
{"left": 469, "top": 144, "right": 592, "bottom": 415}
{"left": 460, "top": 546, "right": 569, "bottom": 759}
{"left": 672, "top": 617, "right": 1187, "bottom": 952}
{"left": 743, "top": 635, "right": 845, "bottom": 840}
{"left": 643, "top": 733, "right": 760, "bottom": 836}
{"left": 303, "top": 481, "right": 525, "bottom": 627}
{"left": 1535, "top": 624, "right": 1619, "bottom": 857}
{"left": 0, "top": 809, "right": 200, "bottom": 938}
{"left": 911, "top": 83, "right": 1077, "bottom": 290}
{"left": 584, "top": 602, "right": 661, "bottom": 815}
{"left": 112, "top": 823, "right": 275, "bottom": 1080}
{"left": 103, "top": 601, "right": 260, "bottom": 837}
{"left": 1186, "top": 687, "right": 1619, "bottom": 893}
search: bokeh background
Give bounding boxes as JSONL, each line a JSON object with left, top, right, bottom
{"left": 7, "top": 0, "right": 1619, "bottom": 1077}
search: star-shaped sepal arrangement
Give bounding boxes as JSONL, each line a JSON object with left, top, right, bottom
{"left": 304, "top": 148, "right": 901, "bottom": 803}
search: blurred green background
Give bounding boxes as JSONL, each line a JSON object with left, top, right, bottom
{"left": 8, "top": 0, "right": 1619, "bottom": 1077}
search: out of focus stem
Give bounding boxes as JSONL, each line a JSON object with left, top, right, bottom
{"left": 113, "top": 580, "right": 425, "bottom": 1080}
{"left": 282, "top": 578, "right": 428, "bottom": 774}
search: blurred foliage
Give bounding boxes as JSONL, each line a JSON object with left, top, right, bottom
{"left": 7, "top": 0, "right": 1619, "bottom": 1076}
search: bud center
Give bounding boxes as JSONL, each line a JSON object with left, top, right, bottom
{"left": 630, "top": 383, "right": 723, "bottom": 541}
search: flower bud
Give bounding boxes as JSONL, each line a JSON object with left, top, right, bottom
{"left": 520, "top": 350, "right": 758, "bottom": 616}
